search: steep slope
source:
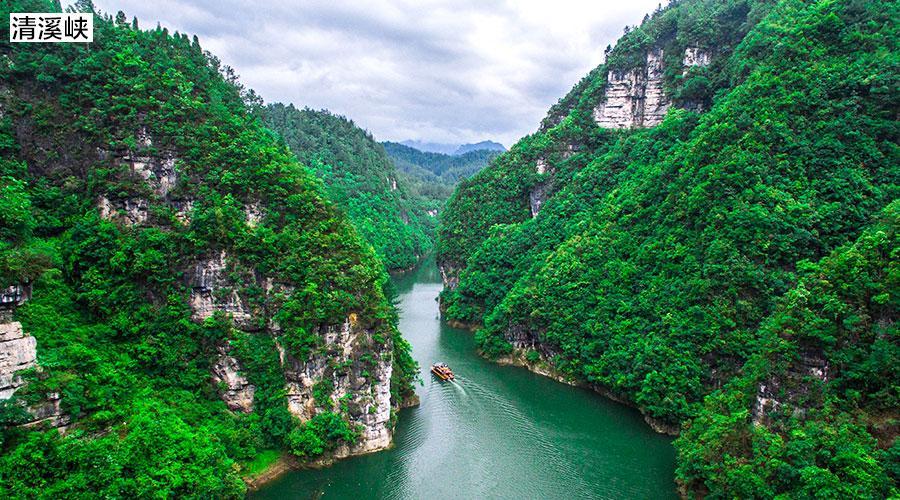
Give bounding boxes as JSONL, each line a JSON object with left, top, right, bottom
{"left": 437, "top": 0, "right": 898, "bottom": 494}
{"left": 0, "top": 2, "right": 416, "bottom": 497}
{"left": 263, "top": 104, "right": 432, "bottom": 271}
{"left": 676, "top": 202, "right": 898, "bottom": 497}
{"left": 383, "top": 141, "right": 499, "bottom": 202}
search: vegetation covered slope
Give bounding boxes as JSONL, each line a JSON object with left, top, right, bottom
{"left": 263, "top": 104, "right": 432, "bottom": 270}
{"left": 0, "top": 1, "right": 415, "bottom": 496}
{"left": 437, "top": 0, "right": 898, "bottom": 495}
{"left": 383, "top": 141, "right": 499, "bottom": 202}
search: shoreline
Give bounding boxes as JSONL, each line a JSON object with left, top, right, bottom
{"left": 493, "top": 349, "right": 681, "bottom": 436}
{"left": 441, "top": 315, "right": 681, "bottom": 436}
{"left": 243, "top": 453, "right": 296, "bottom": 491}
{"left": 245, "top": 394, "right": 421, "bottom": 491}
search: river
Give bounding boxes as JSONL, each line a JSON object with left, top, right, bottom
{"left": 252, "top": 259, "right": 677, "bottom": 499}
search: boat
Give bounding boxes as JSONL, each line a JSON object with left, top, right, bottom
{"left": 430, "top": 362, "right": 454, "bottom": 381}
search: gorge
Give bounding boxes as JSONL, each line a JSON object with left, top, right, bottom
{"left": 252, "top": 260, "right": 677, "bottom": 499}
{"left": 0, "top": 0, "right": 897, "bottom": 498}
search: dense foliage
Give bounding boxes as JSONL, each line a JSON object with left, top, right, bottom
{"left": 382, "top": 141, "right": 499, "bottom": 202}
{"left": 0, "top": 1, "right": 415, "bottom": 496}
{"left": 676, "top": 202, "right": 898, "bottom": 497}
{"left": 437, "top": 0, "right": 898, "bottom": 495}
{"left": 263, "top": 104, "right": 432, "bottom": 270}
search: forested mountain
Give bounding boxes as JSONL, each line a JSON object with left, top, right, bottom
{"left": 452, "top": 141, "right": 506, "bottom": 155}
{"left": 0, "top": 1, "right": 416, "bottom": 496}
{"left": 437, "top": 0, "right": 898, "bottom": 496}
{"left": 398, "top": 139, "right": 506, "bottom": 155}
{"left": 263, "top": 104, "right": 432, "bottom": 271}
{"left": 383, "top": 141, "right": 499, "bottom": 201}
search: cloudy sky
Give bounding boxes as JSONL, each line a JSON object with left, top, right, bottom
{"left": 73, "top": 0, "right": 661, "bottom": 146}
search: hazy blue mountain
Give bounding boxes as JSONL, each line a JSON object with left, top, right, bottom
{"left": 399, "top": 139, "right": 506, "bottom": 156}
{"left": 453, "top": 141, "right": 506, "bottom": 155}
{"left": 382, "top": 141, "right": 499, "bottom": 203}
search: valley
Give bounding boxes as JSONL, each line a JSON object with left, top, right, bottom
{"left": 0, "top": 0, "right": 896, "bottom": 498}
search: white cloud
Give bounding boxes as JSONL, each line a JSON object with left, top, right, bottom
{"left": 72, "top": 0, "right": 661, "bottom": 146}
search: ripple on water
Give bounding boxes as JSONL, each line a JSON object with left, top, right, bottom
{"left": 250, "top": 262, "right": 676, "bottom": 500}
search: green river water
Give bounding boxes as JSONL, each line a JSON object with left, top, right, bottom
{"left": 252, "top": 260, "right": 677, "bottom": 499}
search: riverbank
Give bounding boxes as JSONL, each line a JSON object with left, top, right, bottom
{"left": 243, "top": 452, "right": 296, "bottom": 490}
{"left": 243, "top": 392, "right": 421, "bottom": 491}
{"left": 493, "top": 348, "right": 681, "bottom": 436}
{"left": 251, "top": 260, "right": 676, "bottom": 498}
{"left": 244, "top": 441, "right": 395, "bottom": 491}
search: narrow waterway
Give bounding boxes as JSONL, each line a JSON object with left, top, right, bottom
{"left": 252, "top": 259, "right": 677, "bottom": 499}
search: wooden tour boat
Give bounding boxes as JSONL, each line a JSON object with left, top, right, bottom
{"left": 430, "top": 362, "right": 454, "bottom": 381}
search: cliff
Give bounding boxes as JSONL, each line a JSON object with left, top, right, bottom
{"left": 0, "top": 286, "right": 68, "bottom": 430}
{"left": 436, "top": 0, "right": 898, "bottom": 496}
{"left": 0, "top": 2, "right": 416, "bottom": 497}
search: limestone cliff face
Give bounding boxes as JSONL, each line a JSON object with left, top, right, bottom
{"left": 93, "top": 127, "right": 404, "bottom": 456}
{"left": 189, "top": 251, "right": 254, "bottom": 330}
{"left": 594, "top": 47, "right": 712, "bottom": 129}
{"left": 96, "top": 129, "right": 189, "bottom": 227}
{"left": 682, "top": 47, "right": 711, "bottom": 73}
{"left": 0, "top": 311, "right": 35, "bottom": 400}
{"left": 97, "top": 195, "right": 149, "bottom": 226}
{"left": 439, "top": 263, "right": 461, "bottom": 290}
{"left": 529, "top": 182, "right": 549, "bottom": 218}
{"left": 0, "top": 286, "right": 69, "bottom": 430}
{"left": 594, "top": 48, "right": 670, "bottom": 129}
{"left": 278, "top": 318, "right": 394, "bottom": 455}
{"left": 211, "top": 346, "right": 256, "bottom": 413}
{"left": 186, "top": 246, "right": 397, "bottom": 454}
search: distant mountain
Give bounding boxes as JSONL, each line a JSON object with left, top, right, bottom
{"left": 453, "top": 141, "right": 506, "bottom": 155}
{"left": 399, "top": 140, "right": 458, "bottom": 155}
{"left": 383, "top": 141, "right": 499, "bottom": 203}
{"left": 399, "top": 139, "right": 506, "bottom": 156}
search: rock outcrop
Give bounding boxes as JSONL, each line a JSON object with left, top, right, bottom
{"left": 123, "top": 152, "right": 178, "bottom": 198}
{"left": 529, "top": 182, "right": 548, "bottom": 217}
{"left": 594, "top": 46, "right": 714, "bottom": 129}
{"left": 244, "top": 202, "right": 264, "bottom": 227}
{"left": 97, "top": 195, "right": 149, "bottom": 226}
{"left": 211, "top": 345, "right": 256, "bottom": 413}
{"left": 189, "top": 251, "right": 254, "bottom": 329}
{"left": 279, "top": 318, "right": 394, "bottom": 454}
{"left": 172, "top": 199, "right": 194, "bottom": 224}
{"left": 0, "top": 286, "right": 69, "bottom": 430}
{"left": 21, "top": 392, "right": 69, "bottom": 430}
{"left": 751, "top": 348, "right": 829, "bottom": 426}
{"left": 0, "top": 318, "right": 36, "bottom": 400}
{"left": 96, "top": 130, "right": 181, "bottom": 226}
{"left": 439, "top": 263, "right": 460, "bottom": 290}
{"left": 594, "top": 48, "right": 670, "bottom": 129}
{"left": 682, "top": 47, "right": 711, "bottom": 72}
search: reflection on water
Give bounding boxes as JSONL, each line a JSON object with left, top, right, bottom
{"left": 252, "top": 259, "right": 676, "bottom": 499}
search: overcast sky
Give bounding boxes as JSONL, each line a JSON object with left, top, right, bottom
{"left": 72, "top": 0, "right": 662, "bottom": 146}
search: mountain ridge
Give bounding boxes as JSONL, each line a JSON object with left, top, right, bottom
{"left": 398, "top": 139, "right": 505, "bottom": 156}
{"left": 436, "top": 0, "right": 898, "bottom": 496}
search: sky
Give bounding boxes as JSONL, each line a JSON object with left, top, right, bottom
{"left": 70, "top": 0, "right": 662, "bottom": 147}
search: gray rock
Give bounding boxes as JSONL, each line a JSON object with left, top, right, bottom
{"left": 211, "top": 345, "right": 256, "bottom": 413}
{"left": 594, "top": 48, "right": 670, "bottom": 129}
{"left": 682, "top": 47, "right": 711, "bottom": 73}
{"left": 189, "top": 251, "right": 254, "bottom": 328}
{"left": 0, "top": 321, "right": 35, "bottom": 400}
